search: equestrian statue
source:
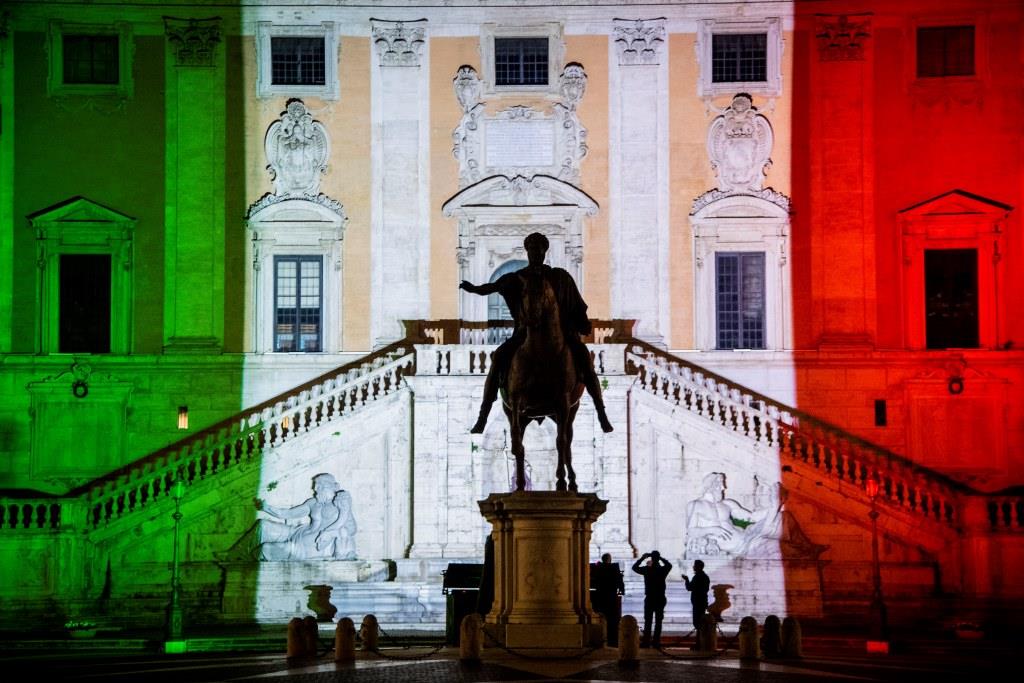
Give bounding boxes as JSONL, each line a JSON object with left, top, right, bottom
{"left": 460, "top": 232, "right": 612, "bottom": 492}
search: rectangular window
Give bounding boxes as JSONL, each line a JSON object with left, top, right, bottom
{"left": 716, "top": 252, "right": 765, "bottom": 350}
{"left": 494, "top": 37, "right": 549, "bottom": 86}
{"left": 271, "top": 37, "right": 326, "bottom": 86}
{"left": 711, "top": 33, "right": 767, "bottom": 83}
{"left": 874, "top": 399, "right": 888, "bottom": 427}
{"left": 62, "top": 34, "right": 119, "bottom": 85}
{"left": 274, "top": 256, "right": 322, "bottom": 352}
{"left": 925, "top": 248, "right": 978, "bottom": 349}
{"left": 917, "top": 25, "right": 974, "bottom": 78}
{"left": 59, "top": 254, "right": 111, "bottom": 353}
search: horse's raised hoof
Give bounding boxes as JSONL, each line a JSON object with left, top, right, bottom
{"left": 469, "top": 415, "right": 488, "bottom": 434}
{"left": 599, "top": 416, "right": 614, "bottom": 433}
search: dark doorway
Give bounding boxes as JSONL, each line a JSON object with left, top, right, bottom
{"left": 925, "top": 248, "right": 978, "bottom": 349}
{"left": 59, "top": 254, "right": 111, "bottom": 353}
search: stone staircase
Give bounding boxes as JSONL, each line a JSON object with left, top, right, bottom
{"left": 1, "top": 321, "right": 1021, "bottom": 632}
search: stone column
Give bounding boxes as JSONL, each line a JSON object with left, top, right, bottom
{"left": 162, "top": 17, "right": 225, "bottom": 353}
{"left": 479, "top": 491, "right": 606, "bottom": 650}
{"left": 609, "top": 19, "right": 670, "bottom": 346}
{"left": 370, "top": 20, "right": 430, "bottom": 347}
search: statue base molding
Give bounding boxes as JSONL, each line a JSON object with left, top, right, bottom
{"left": 479, "top": 491, "right": 607, "bottom": 651}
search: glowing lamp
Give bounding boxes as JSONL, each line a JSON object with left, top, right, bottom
{"left": 177, "top": 406, "right": 189, "bottom": 430}
{"left": 172, "top": 472, "right": 186, "bottom": 501}
{"left": 866, "top": 477, "right": 879, "bottom": 499}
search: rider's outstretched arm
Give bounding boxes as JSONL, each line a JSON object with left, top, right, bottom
{"left": 460, "top": 280, "right": 501, "bottom": 296}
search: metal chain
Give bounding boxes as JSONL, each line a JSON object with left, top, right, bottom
{"left": 480, "top": 625, "right": 603, "bottom": 660}
{"left": 362, "top": 624, "right": 447, "bottom": 661}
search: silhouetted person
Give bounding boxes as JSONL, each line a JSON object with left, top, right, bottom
{"left": 632, "top": 550, "right": 672, "bottom": 648}
{"left": 590, "top": 552, "right": 625, "bottom": 646}
{"left": 682, "top": 559, "right": 710, "bottom": 649}
{"left": 459, "top": 232, "right": 613, "bottom": 434}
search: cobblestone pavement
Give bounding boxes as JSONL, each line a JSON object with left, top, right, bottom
{"left": 5, "top": 642, "right": 1009, "bottom": 683}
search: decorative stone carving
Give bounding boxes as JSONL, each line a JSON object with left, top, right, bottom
{"left": 247, "top": 99, "right": 344, "bottom": 219}
{"left": 452, "top": 66, "right": 486, "bottom": 187}
{"left": 612, "top": 18, "right": 666, "bottom": 66}
{"left": 163, "top": 17, "right": 222, "bottom": 67}
{"left": 249, "top": 473, "right": 358, "bottom": 561}
{"left": 815, "top": 15, "right": 871, "bottom": 62}
{"left": 371, "top": 19, "right": 426, "bottom": 67}
{"left": 708, "top": 93, "right": 774, "bottom": 194}
{"left": 684, "top": 473, "right": 826, "bottom": 560}
{"left": 451, "top": 65, "right": 589, "bottom": 187}
{"left": 558, "top": 62, "right": 587, "bottom": 110}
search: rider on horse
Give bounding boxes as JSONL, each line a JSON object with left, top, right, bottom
{"left": 459, "top": 232, "right": 614, "bottom": 435}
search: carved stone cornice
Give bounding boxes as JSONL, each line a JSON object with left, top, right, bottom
{"left": 815, "top": 14, "right": 871, "bottom": 62}
{"left": 691, "top": 187, "right": 791, "bottom": 215}
{"left": 612, "top": 18, "right": 666, "bottom": 66}
{"left": 371, "top": 19, "right": 427, "bottom": 67}
{"left": 163, "top": 16, "right": 222, "bottom": 67}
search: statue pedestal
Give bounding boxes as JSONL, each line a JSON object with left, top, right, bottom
{"left": 478, "top": 491, "right": 607, "bottom": 651}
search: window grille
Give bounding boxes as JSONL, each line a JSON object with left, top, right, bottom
{"left": 917, "top": 25, "right": 974, "bottom": 78}
{"left": 274, "top": 256, "right": 323, "bottom": 352}
{"left": 716, "top": 252, "right": 765, "bottom": 349}
{"left": 494, "top": 37, "right": 548, "bottom": 86}
{"left": 63, "top": 34, "right": 119, "bottom": 84}
{"left": 711, "top": 33, "right": 767, "bottom": 83}
{"left": 271, "top": 37, "right": 326, "bottom": 86}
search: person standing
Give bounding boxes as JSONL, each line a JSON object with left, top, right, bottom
{"left": 682, "top": 559, "right": 711, "bottom": 649}
{"left": 591, "top": 553, "right": 625, "bottom": 646}
{"left": 632, "top": 550, "right": 672, "bottom": 648}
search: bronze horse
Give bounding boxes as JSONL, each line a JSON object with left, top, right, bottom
{"left": 500, "top": 268, "right": 584, "bottom": 492}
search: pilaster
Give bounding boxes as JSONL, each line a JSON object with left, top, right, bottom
{"left": 609, "top": 18, "right": 670, "bottom": 346}
{"left": 162, "top": 17, "right": 225, "bottom": 353}
{"left": 370, "top": 19, "right": 431, "bottom": 347}
{"left": 0, "top": 17, "right": 13, "bottom": 352}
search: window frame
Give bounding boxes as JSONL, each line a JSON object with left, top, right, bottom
{"left": 915, "top": 24, "right": 975, "bottom": 79}
{"left": 273, "top": 255, "right": 324, "bottom": 353}
{"left": 480, "top": 23, "right": 564, "bottom": 96}
{"left": 247, "top": 199, "right": 346, "bottom": 354}
{"left": 898, "top": 191, "right": 1008, "bottom": 351}
{"left": 47, "top": 21, "right": 134, "bottom": 99}
{"left": 908, "top": 14, "right": 987, "bottom": 90}
{"left": 256, "top": 22, "right": 339, "bottom": 100}
{"left": 691, "top": 195, "right": 791, "bottom": 352}
{"left": 28, "top": 198, "right": 135, "bottom": 355}
{"left": 715, "top": 251, "right": 767, "bottom": 350}
{"left": 697, "top": 18, "right": 782, "bottom": 98}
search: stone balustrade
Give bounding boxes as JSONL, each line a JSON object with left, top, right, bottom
{"left": 415, "top": 343, "right": 627, "bottom": 377}
{"left": 625, "top": 340, "right": 967, "bottom": 534}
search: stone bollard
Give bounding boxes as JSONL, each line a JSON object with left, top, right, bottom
{"left": 738, "top": 616, "right": 762, "bottom": 661}
{"left": 360, "top": 614, "right": 379, "bottom": 651}
{"left": 287, "top": 617, "right": 306, "bottom": 659}
{"left": 781, "top": 617, "right": 802, "bottom": 658}
{"left": 302, "top": 615, "right": 320, "bottom": 657}
{"left": 459, "top": 613, "right": 483, "bottom": 662}
{"left": 618, "top": 615, "right": 640, "bottom": 663}
{"left": 699, "top": 618, "right": 717, "bottom": 652}
{"left": 761, "top": 615, "right": 782, "bottom": 658}
{"left": 334, "top": 617, "right": 356, "bottom": 663}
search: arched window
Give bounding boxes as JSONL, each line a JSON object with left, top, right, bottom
{"left": 488, "top": 260, "right": 527, "bottom": 320}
